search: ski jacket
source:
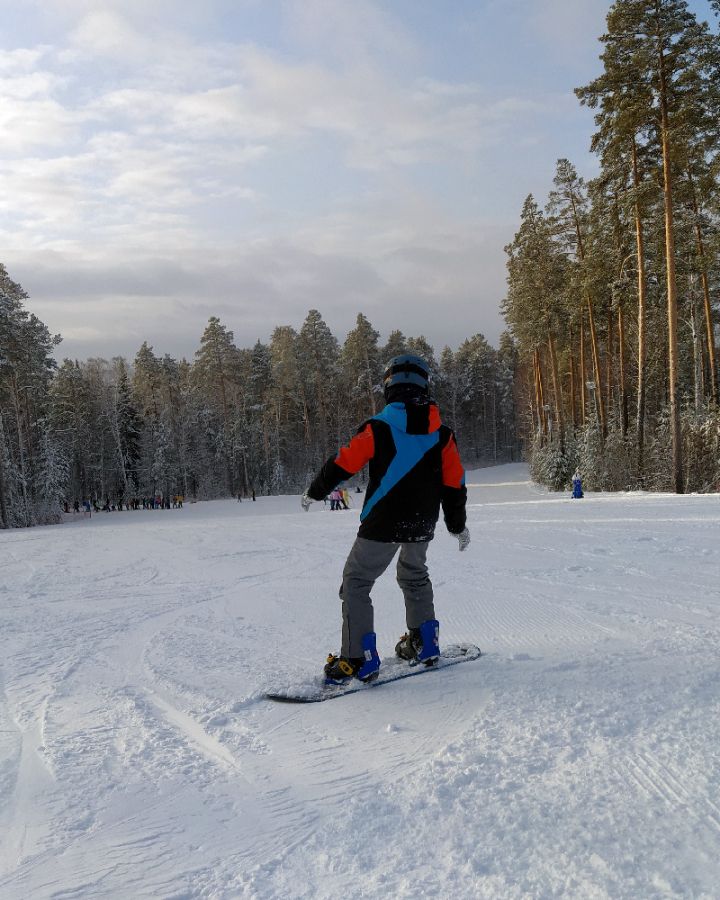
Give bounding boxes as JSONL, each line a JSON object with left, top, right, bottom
{"left": 308, "top": 399, "right": 466, "bottom": 543}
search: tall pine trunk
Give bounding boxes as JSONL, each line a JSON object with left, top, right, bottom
{"left": 618, "top": 304, "right": 628, "bottom": 436}
{"left": 0, "top": 412, "right": 8, "bottom": 528}
{"left": 534, "top": 349, "right": 547, "bottom": 440}
{"left": 10, "top": 375, "right": 31, "bottom": 526}
{"left": 579, "top": 313, "right": 587, "bottom": 426}
{"left": 658, "top": 40, "right": 683, "bottom": 493}
{"left": 688, "top": 174, "right": 718, "bottom": 404}
{"left": 611, "top": 199, "right": 628, "bottom": 438}
{"left": 547, "top": 332, "right": 565, "bottom": 452}
{"left": 586, "top": 295, "right": 605, "bottom": 436}
{"left": 606, "top": 306, "right": 614, "bottom": 425}
{"left": 569, "top": 325, "right": 578, "bottom": 428}
{"left": 632, "top": 137, "right": 648, "bottom": 474}
{"left": 689, "top": 275, "right": 704, "bottom": 410}
{"left": 570, "top": 193, "right": 605, "bottom": 436}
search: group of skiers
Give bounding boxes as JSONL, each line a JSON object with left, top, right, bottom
{"left": 64, "top": 495, "right": 185, "bottom": 515}
{"left": 326, "top": 487, "right": 351, "bottom": 510}
{"left": 302, "top": 354, "right": 470, "bottom": 685}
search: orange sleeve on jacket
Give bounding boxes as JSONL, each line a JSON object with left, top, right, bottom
{"left": 441, "top": 434, "right": 465, "bottom": 488}
{"left": 335, "top": 423, "right": 375, "bottom": 474}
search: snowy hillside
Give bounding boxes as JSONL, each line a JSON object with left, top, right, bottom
{"left": 1, "top": 464, "right": 719, "bottom": 899}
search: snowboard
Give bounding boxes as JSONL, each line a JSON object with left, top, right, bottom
{"left": 265, "top": 643, "right": 481, "bottom": 703}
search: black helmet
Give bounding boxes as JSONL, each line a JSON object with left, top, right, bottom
{"left": 383, "top": 355, "right": 430, "bottom": 399}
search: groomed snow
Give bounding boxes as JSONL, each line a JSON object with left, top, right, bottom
{"left": 1, "top": 464, "right": 719, "bottom": 899}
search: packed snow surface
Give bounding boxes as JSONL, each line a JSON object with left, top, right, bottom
{"left": 1, "top": 464, "right": 719, "bottom": 899}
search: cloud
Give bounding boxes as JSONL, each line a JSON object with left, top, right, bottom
{"left": 0, "top": 17, "right": 547, "bottom": 238}
{"left": 1, "top": 0, "right": 596, "bottom": 364}
{"left": 12, "top": 188, "right": 509, "bottom": 364}
{"left": 0, "top": 55, "right": 81, "bottom": 152}
{"left": 68, "top": 9, "right": 147, "bottom": 58}
{"left": 282, "top": 0, "right": 420, "bottom": 68}
{"left": 0, "top": 46, "right": 49, "bottom": 72}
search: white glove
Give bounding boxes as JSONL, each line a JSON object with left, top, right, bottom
{"left": 301, "top": 491, "right": 313, "bottom": 512}
{"left": 455, "top": 527, "right": 470, "bottom": 551}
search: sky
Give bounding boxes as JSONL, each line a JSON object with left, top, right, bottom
{"left": 0, "top": 0, "right": 716, "bottom": 362}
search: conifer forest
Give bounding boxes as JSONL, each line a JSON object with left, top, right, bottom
{"left": 2, "top": 0, "right": 720, "bottom": 529}
{"left": 0, "top": 265, "right": 516, "bottom": 527}
{"left": 504, "top": 0, "right": 720, "bottom": 494}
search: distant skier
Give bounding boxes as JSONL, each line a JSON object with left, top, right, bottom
{"left": 301, "top": 354, "right": 469, "bottom": 685}
{"left": 572, "top": 468, "right": 584, "bottom": 499}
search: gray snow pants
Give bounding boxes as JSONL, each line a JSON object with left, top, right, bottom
{"left": 339, "top": 537, "right": 435, "bottom": 658}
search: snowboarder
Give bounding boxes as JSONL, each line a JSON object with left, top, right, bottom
{"left": 301, "top": 354, "right": 470, "bottom": 685}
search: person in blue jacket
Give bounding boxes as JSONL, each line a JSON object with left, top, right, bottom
{"left": 572, "top": 468, "right": 584, "bottom": 499}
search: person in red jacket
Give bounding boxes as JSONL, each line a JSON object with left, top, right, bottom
{"left": 302, "top": 355, "right": 470, "bottom": 684}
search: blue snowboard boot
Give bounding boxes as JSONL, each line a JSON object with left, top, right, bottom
{"left": 356, "top": 631, "right": 381, "bottom": 681}
{"left": 395, "top": 619, "right": 440, "bottom": 667}
{"left": 324, "top": 632, "right": 380, "bottom": 685}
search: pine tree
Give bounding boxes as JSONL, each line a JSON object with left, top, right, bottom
{"left": 381, "top": 330, "right": 408, "bottom": 362}
{"left": 405, "top": 337, "right": 438, "bottom": 382}
{"left": 48, "top": 360, "right": 92, "bottom": 502}
{"left": 35, "top": 423, "right": 69, "bottom": 522}
{"left": 113, "top": 358, "right": 142, "bottom": 494}
{"left": 193, "top": 318, "right": 240, "bottom": 495}
{"left": 341, "top": 313, "right": 381, "bottom": 424}
{"left": 0, "top": 264, "right": 60, "bottom": 525}
{"left": 576, "top": 17, "right": 659, "bottom": 468}
{"left": 268, "top": 326, "right": 307, "bottom": 489}
{"left": 436, "top": 347, "right": 461, "bottom": 434}
{"left": 297, "top": 310, "right": 339, "bottom": 466}
{"left": 503, "top": 196, "right": 569, "bottom": 452}
{"left": 496, "top": 332, "right": 519, "bottom": 458}
{"left": 455, "top": 334, "right": 498, "bottom": 460}
{"left": 577, "top": 0, "right": 719, "bottom": 491}
{"left": 548, "top": 159, "right": 607, "bottom": 437}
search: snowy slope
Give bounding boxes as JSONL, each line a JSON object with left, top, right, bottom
{"left": 1, "top": 464, "right": 719, "bottom": 899}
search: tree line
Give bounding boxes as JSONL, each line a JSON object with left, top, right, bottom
{"left": 503, "top": 0, "right": 720, "bottom": 493}
{"left": 0, "top": 263, "right": 518, "bottom": 528}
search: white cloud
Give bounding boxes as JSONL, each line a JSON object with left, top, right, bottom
{"left": 0, "top": 96, "right": 82, "bottom": 153}
{"left": 8, "top": 181, "right": 510, "bottom": 363}
{"left": 282, "top": 0, "right": 420, "bottom": 71}
{"left": 68, "top": 9, "right": 146, "bottom": 58}
{"left": 0, "top": 52, "right": 81, "bottom": 152}
{"left": 0, "top": 20, "right": 545, "bottom": 229}
{"left": 1, "top": 0, "right": 594, "bottom": 361}
{"left": 0, "top": 46, "right": 51, "bottom": 72}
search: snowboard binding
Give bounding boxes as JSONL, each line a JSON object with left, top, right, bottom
{"left": 395, "top": 619, "right": 440, "bottom": 667}
{"left": 324, "top": 632, "right": 380, "bottom": 685}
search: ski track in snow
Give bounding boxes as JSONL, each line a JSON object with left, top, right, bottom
{"left": 1, "top": 464, "right": 720, "bottom": 898}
